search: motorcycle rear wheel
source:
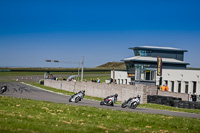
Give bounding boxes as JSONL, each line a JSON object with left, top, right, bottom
{"left": 0, "top": 88, "right": 3, "bottom": 94}
{"left": 69, "top": 98, "right": 72, "bottom": 102}
{"left": 121, "top": 103, "right": 127, "bottom": 108}
{"left": 100, "top": 101, "right": 104, "bottom": 105}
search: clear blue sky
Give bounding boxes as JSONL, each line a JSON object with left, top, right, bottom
{"left": 0, "top": 0, "right": 200, "bottom": 68}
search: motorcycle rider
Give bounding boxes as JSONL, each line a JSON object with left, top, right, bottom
{"left": 1, "top": 84, "right": 7, "bottom": 92}
{"left": 104, "top": 93, "right": 118, "bottom": 103}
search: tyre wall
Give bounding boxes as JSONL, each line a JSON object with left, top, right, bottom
{"left": 147, "top": 95, "right": 200, "bottom": 109}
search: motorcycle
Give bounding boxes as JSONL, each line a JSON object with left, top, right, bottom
{"left": 69, "top": 90, "right": 85, "bottom": 103}
{"left": 0, "top": 85, "right": 7, "bottom": 94}
{"left": 100, "top": 94, "right": 118, "bottom": 106}
{"left": 121, "top": 95, "right": 140, "bottom": 109}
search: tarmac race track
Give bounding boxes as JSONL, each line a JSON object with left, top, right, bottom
{"left": 1, "top": 82, "right": 200, "bottom": 119}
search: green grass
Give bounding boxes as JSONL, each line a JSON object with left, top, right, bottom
{"left": 26, "top": 82, "right": 200, "bottom": 114}
{"left": 0, "top": 72, "right": 45, "bottom": 77}
{"left": 0, "top": 71, "right": 110, "bottom": 77}
{"left": 0, "top": 79, "right": 16, "bottom": 82}
{"left": 0, "top": 96, "right": 200, "bottom": 133}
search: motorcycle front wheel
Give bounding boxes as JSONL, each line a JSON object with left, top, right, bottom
{"left": 130, "top": 101, "right": 137, "bottom": 109}
{"left": 75, "top": 97, "right": 80, "bottom": 103}
{"left": 107, "top": 101, "right": 113, "bottom": 106}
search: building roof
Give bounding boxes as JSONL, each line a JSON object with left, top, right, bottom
{"left": 129, "top": 46, "right": 188, "bottom": 52}
{"left": 122, "top": 56, "right": 190, "bottom": 65}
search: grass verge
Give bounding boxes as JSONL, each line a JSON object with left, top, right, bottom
{"left": 25, "top": 82, "right": 200, "bottom": 114}
{"left": 138, "top": 103, "right": 200, "bottom": 114}
{"left": 0, "top": 96, "right": 200, "bottom": 133}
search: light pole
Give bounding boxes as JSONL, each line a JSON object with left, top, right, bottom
{"left": 45, "top": 58, "right": 84, "bottom": 82}
{"left": 81, "top": 56, "right": 84, "bottom": 82}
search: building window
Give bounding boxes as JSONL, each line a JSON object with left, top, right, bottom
{"left": 178, "top": 81, "right": 181, "bottom": 93}
{"left": 134, "top": 50, "right": 152, "bottom": 56}
{"left": 118, "top": 79, "right": 120, "bottom": 84}
{"left": 125, "top": 79, "right": 127, "bottom": 84}
{"left": 193, "top": 81, "right": 197, "bottom": 94}
{"left": 185, "top": 82, "right": 188, "bottom": 93}
{"left": 121, "top": 79, "right": 123, "bottom": 84}
{"left": 151, "top": 71, "right": 156, "bottom": 80}
{"left": 171, "top": 81, "right": 174, "bottom": 92}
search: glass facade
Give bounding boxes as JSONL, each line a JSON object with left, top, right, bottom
{"left": 126, "top": 61, "right": 157, "bottom": 82}
{"left": 134, "top": 50, "right": 153, "bottom": 56}
{"left": 125, "top": 47, "right": 188, "bottom": 85}
{"left": 134, "top": 49, "right": 184, "bottom": 61}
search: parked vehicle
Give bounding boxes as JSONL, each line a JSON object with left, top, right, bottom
{"left": 121, "top": 95, "right": 140, "bottom": 109}
{"left": 69, "top": 90, "right": 85, "bottom": 103}
{"left": 0, "top": 84, "right": 7, "bottom": 94}
{"left": 100, "top": 94, "right": 118, "bottom": 106}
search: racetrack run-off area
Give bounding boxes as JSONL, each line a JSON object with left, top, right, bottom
{"left": 1, "top": 82, "right": 200, "bottom": 119}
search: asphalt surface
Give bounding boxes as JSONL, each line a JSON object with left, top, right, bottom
{"left": 1, "top": 82, "right": 200, "bottom": 119}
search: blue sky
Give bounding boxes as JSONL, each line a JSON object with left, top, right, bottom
{"left": 0, "top": 0, "right": 200, "bottom": 68}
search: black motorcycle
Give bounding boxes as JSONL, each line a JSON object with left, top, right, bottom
{"left": 0, "top": 85, "right": 7, "bottom": 94}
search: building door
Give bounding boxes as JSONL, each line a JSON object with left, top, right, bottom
{"left": 171, "top": 81, "right": 174, "bottom": 92}
{"left": 193, "top": 81, "right": 197, "bottom": 94}
{"left": 185, "top": 82, "right": 189, "bottom": 93}
{"left": 145, "top": 71, "right": 150, "bottom": 80}
{"left": 165, "top": 80, "right": 168, "bottom": 85}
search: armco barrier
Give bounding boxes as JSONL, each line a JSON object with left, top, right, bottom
{"left": 44, "top": 79, "right": 157, "bottom": 104}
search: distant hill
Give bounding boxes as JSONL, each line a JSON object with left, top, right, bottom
{"left": 187, "top": 67, "right": 200, "bottom": 70}
{"left": 96, "top": 62, "right": 126, "bottom": 70}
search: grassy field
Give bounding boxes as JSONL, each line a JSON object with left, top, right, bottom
{"left": 0, "top": 71, "right": 110, "bottom": 77}
{"left": 26, "top": 82, "right": 200, "bottom": 114}
{"left": 0, "top": 96, "right": 200, "bottom": 133}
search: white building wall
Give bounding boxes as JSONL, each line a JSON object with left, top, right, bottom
{"left": 111, "top": 70, "right": 131, "bottom": 85}
{"left": 111, "top": 69, "right": 200, "bottom": 95}
{"left": 161, "top": 69, "right": 200, "bottom": 95}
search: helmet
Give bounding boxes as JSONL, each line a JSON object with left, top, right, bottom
{"left": 114, "top": 94, "right": 118, "bottom": 97}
